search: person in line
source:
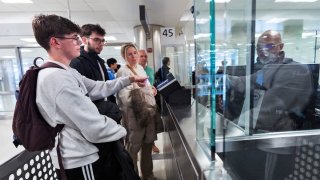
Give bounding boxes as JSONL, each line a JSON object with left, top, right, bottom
{"left": 228, "top": 30, "right": 314, "bottom": 180}
{"left": 115, "top": 64, "right": 121, "bottom": 73}
{"left": 70, "top": 24, "right": 117, "bottom": 103}
{"left": 155, "top": 57, "right": 170, "bottom": 85}
{"left": 117, "top": 43, "right": 157, "bottom": 180}
{"left": 33, "top": 14, "right": 147, "bottom": 179}
{"left": 138, "top": 49, "right": 160, "bottom": 154}
{"left": 106, "top": 57, "right": 118, "bottom": 80}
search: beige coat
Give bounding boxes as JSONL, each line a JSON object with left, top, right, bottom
{"left": 116, "top": 64, "right": 157, "bottom": 143}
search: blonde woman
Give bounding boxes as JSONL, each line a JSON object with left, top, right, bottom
{"left": 116, "top": 43, "right": 157, "bottom": 180}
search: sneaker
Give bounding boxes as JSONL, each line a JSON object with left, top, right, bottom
{"left": 143, "top": 174, "right": 157, "bottom": 180}
{"left": 152, "top": 144, "right": 160, "bottom": 153}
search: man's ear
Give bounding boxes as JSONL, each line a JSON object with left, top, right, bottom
{"left": 49, "top": 37, "right": 60, "bottom": 48}
{"left": 81, "top": 36, "right": 87, "bottom": 45}
{"left": 279, "top": 42, "right": 284, "bottom": 50}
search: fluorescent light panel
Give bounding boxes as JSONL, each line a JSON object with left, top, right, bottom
{"left": 20, "top": 38, "right": 37, "bottom": 43}
{"left": 1, "top": 56, "right": 15, "bottom": 58}
{"left": 105, "top": 36, "right": 116, "bottom": 41}
{"left": 1, "top": 0, "right": 33, "bottom": 3}
{"left": 206, "top": 0, "right": 231, "bottom": 3}
{"left": 275, "top": 0, "right": 318, "bottom": 2}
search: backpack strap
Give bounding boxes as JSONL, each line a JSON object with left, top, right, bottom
{"left": 56, "top": 127, "right": 67, "bottom": 180}
{"left": 40, "top": 62, "right": 65, "bottom": 70}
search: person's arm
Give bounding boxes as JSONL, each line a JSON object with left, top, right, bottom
{"left": 74, "top": 69, "right": 146, "bottom": 101}
{"left": 255, "top": 65, "right": 313, "bottom": 131}
{"left": 116, "top": 68, "right": 134, "bottom": 108}
{"left": 56, "top": 86, "right": 126, "bottom": 143}
{"left": 37, "top": 70, "right": 126, "bottom": 143}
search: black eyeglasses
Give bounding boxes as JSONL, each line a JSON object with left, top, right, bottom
{"left": 257, "top": 43, "right": 280, "bottom": 50}
{"left": 88, "top": 37, "right": 106, "bottom": 44}
{"left": 55, "top": 35, "right": 82, "bottom": 44}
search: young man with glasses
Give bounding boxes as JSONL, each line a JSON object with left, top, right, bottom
{"left": 70, "top": 24, "right": 117, "bottom": 102}
{"left": 32, "top": 14, "right": 147, "bottom": 179}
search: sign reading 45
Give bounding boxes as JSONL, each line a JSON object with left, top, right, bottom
{"left": 160, "top": 27, "right": 175, "bottom": 45}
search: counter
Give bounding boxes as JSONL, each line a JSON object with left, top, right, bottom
{"left": 161, "top": 99, "right": 232, "bottom": 180}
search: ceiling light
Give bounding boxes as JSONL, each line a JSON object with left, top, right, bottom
{"left": 206, "top": 0, "right": 231, "bottom": 3}
{"left": 1, "top": 56, "right": 15, "bottom": 59}
{"left": 20, "top": 38, "right": 37, "bottom": 43}
{"left": 20, "top": 49, "right": 32, "bottom": 52}
{"left": 105, "top": 36, "right": 116, "bottom": 41}
{"left": 114, "top": 46, "right": 121, "bottom": 50}
{"left": 25, "top": 44, "right": 40, "bottom": 47}
{"left": 275, "top": 0, "right": 318, "bottom": 2}
{"left": 196, "top": 18, "right": 209, "bottom": 24}
{"left": 1, "top": 0, "right": 33, "bottom": 3}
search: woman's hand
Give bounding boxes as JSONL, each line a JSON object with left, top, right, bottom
{"left": 152, "top": 86, "right": 157, "bottom": 96}
{"left": 129, "top": 75, "right": 148, "bottom": 83}
{"left": 136, "top": 82, "right": 146, "bottom": 87}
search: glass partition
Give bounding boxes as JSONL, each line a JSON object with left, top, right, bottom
{"left": 0, "top": 48, "right": 18, "bottom": 119}
{"left": 195, "top": 0, "right": 320, "bottom": 179}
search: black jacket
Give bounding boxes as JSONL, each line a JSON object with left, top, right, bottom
{"left": 70, "top": 47, "right": 116, "bottom": 103}
{"left": 156, "top": 65, "right": 170, "bottom": 84}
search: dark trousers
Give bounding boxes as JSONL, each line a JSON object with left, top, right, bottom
{"left": 56, "top": 143, "right": 122, "bottom": 180}
{"left": 56, "top": 160, "right": 104, "bottom": 180}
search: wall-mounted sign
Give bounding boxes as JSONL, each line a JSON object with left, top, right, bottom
{"left": 147, "top": 48, "right": 153, "bottom": 53}
{"left": 160, "top": 27, "right": 175, "bottom": 45}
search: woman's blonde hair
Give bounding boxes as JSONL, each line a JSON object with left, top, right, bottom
{"left": 121, "top": 43, "right": 138, "bottom": 60}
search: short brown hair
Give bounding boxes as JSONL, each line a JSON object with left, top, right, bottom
{"left": 162, "top": 57, "right": 170, "bottom": 65}
{"left": 80, "top": 24, "right": 105, "bottom": 37}
{"left": 32, "top": 14, "right": 80, "bottom": 51}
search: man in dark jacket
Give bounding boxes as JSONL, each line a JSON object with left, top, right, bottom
{"left": 70, "top": 24, "right": 117, "bottom": 103}
{"left": 155, "top": 57, "right": 170, "bottom": 85}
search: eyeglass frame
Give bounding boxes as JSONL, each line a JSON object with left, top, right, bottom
{"left": 256, "top": 43, "right": 283, "bottom": 51}
{"left": 54, "top": 35, "right": 82, "bottom": 45}
{"left": 87, "top": 37, "right": 106, "bottom": 44}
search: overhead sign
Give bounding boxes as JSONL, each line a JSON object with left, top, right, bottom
{"left": 160, "top": 27, "right": 175, "bottom": 45}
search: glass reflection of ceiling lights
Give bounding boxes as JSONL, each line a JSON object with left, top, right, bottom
{"left": 302, "top": 32, "right": 315, "bottom": 39}
{"left": 194, "top": 33, "right": 211, "bottom": 39}
{"left": 266, "top": 18, "right": 287, "bottom": 24}
{"left": 197, "top": 18, "right": 210, "bottom": 24}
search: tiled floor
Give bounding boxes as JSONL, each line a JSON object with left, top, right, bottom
{"left": 0, "top": 119, "right": 25, "bottom": 165}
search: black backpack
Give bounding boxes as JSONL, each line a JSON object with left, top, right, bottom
{"left": 12, "top": 57, "right": 64, "bottom": 151}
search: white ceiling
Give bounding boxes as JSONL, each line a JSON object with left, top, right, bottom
{"left": 0, "top": 0, "right": 193, "bottom": 46}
